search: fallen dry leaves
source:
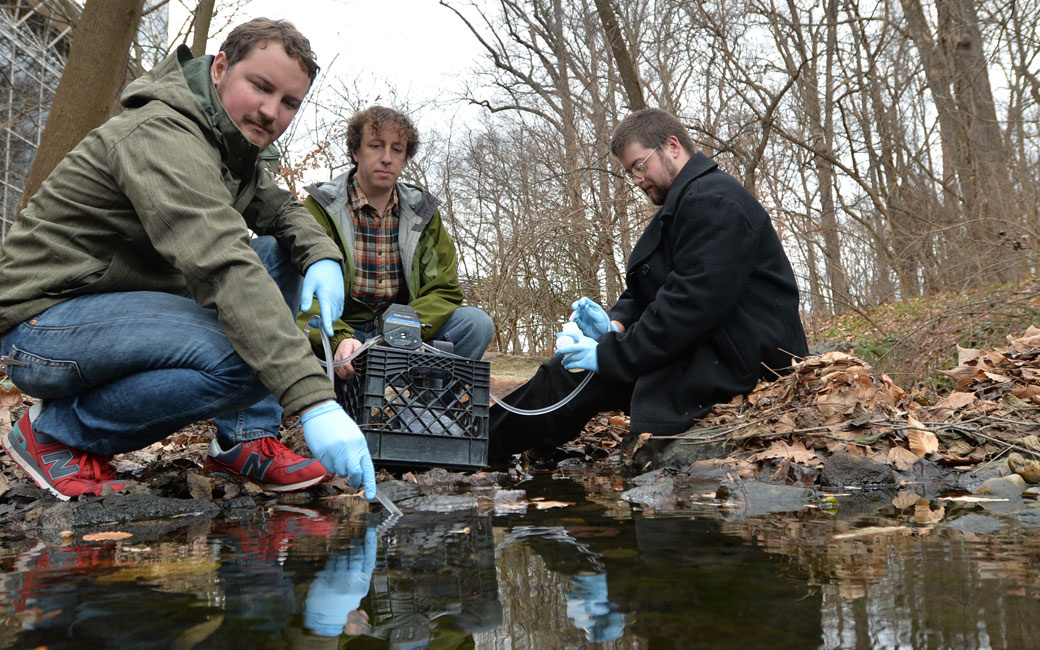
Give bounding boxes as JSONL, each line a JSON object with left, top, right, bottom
{"left": 83, "top": 531, "right": 133, "bottom": 541}
{"left": 625, "top": 332, "right": 1040, "bottom": 485}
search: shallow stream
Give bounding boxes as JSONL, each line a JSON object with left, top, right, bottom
{"left": 2, "top": 467, "right": 1040, "bottom": 649}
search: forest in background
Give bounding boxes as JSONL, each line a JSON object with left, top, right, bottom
{"left": 6, "top": 0, "right": 1040, "bottom": 358}
{"left": 281, "top": 0, "right": 1040, "bottom": 355}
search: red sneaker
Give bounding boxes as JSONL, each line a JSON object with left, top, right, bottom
{"left": 1, "top": 404, "right": 126, "bottom": 501}
{"left": 205, "top": 437, "right": 329, "bottom": 492}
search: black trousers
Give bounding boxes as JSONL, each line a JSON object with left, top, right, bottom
{"left": 487, "top": 356, "right": 635, "bottom": 462}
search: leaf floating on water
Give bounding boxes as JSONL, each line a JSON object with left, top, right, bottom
{"left": 914, "top": 500, "right": 945, "bottom": 525}
{"left": 891, "top": 490, "right": 922, "bottom": 509}
{"left": 531, "top": 500, "right": 571, "bottom": 510}
{"left": 83, "top": 531, "right": 133, "bottom": 541}
{"left": 495, "top": 502, "right": 528, "bottom": 511}
{"left": 833, "top": 525, "right": 912, "bottom": 541}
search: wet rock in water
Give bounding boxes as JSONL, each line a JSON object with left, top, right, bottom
{"left": 380, "top": 479, "right": 423, "bottom": 503}
{"left": 221, "top": 496, "right": 257, "bottom": 510}
{"left": 29, "top": 493, "right": 220, "bottom": 531}
{"left": 955, "top": 463, "right": 1008, "bottom": 493}
{"left": 829, "top": 489, "right": 905, "bottom": 521}
{"left": 631, "top": 468, "right": 677, "bottom": 486}
{"left": 399, "top": 493, "right": 482, "bottom": 512}
{"left": 621, "top": 475, "right": 678, "bottom": 509}
{"left": 683, "top": 460, "right": 731, "bottom": 484}
{"left": 1014, "top": 509, "right": 1040, "bottom": 528}
{"left": 717, "top": 480, "right": 815, "bottom": 517}
{"left": 819, "top": 453, "right": 896, "bottom": 487}
{"left": 628, "top": 435, "right": 729, "bottom": 470}
{"left": 946, "top": 513, "right": 1006, "bottom": 535}
{"left": 973, "top": 474, "right": 1027, "bottom": 497}
{"left": 892, "top": 457, "right": 945, "bottom": 485}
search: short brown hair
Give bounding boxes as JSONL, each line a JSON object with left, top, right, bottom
{"left": 610, "top": 108, "right": 695, "bottom": 158}
{"left": 346, "top": 106, "right": 420, "bottom": 162}
{"left": 219, "top": 18, "right": 319, "bottom": 83}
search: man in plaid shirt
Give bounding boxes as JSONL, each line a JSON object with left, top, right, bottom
{"left": 301, "top": 106, "right": 493, "bottom": 380}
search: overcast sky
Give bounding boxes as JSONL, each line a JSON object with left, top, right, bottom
{"left": 171, "top": 0, "right": 485, "bottom": 112}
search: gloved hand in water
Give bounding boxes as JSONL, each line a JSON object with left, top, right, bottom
{"left": 301, "top": 259, "right": 344, "bottom": 337}
{"left": 555, "top": 332, "right": 599, "bottom": 373}
{"left": 305, "top": 527, "right": 378, "bottom": 637}
{"left": 570, "top": 297, "right": 618, "bottom": 340}
{"left": 566, "top": 572, "right": 626, "bottom": 642}
{"left": 300, "top": 401, "right": 376, "bottom": 500}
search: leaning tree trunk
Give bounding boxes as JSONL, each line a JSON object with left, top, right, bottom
{"left": 20, "top": 0, "right": 145, "bottom": 209}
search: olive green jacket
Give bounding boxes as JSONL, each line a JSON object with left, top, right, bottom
{"left": 299, "top": 170, "right": 465, "bottom": 353}
{"left": 0, "top": 46, "right": 342, "bottom": 416}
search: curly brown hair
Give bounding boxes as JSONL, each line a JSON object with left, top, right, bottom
{"left": 218, "top": 18, "right": 319, "bottom": 83}
{"left": 346, "top": 106, "right": 419, "bottom": 162}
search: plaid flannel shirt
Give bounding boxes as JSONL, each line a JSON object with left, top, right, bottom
{"left": 346, "top": 178, "right": 405, "bottom": 312}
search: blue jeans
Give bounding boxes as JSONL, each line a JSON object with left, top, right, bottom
{"left": 350, "top": 305, "right": 494, "bottom": 360}
{"left": 0, "top": 236, "right": 302, "bottom": 455}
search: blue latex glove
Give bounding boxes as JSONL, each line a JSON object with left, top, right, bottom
{"left": 570, "top": 297, "right": 618, "bottom": 340}
{"left": 555, "top": 332, "right": 599, "bottom": 373}
{"left": 304, "top": 527, "right": 378, "bottom": 637}
{"left": 301, "top": 259, "right": 344, "bottom": 337}
{"left": 565, "top": 572, "right": 626, "bottom": 643}
{"left": 300, "top": 401, "right": 376, "bottom": 499}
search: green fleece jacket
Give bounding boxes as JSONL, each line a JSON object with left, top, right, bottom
{"left": 299, "top": 170, "right": 465, "bottom": 353}
{"left": 0, "top": 45, "right": 342, "bottom": 416}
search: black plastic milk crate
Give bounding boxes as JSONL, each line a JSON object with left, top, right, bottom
{"left": 336, "top": 346, "right": 490, "bottom": 469}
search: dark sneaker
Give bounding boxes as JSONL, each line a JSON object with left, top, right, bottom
{"left": 1, "top": 403, "right": 126, "bottom": 501}
{"left": 205, "top": 437, "right": 329, "bottom": 492}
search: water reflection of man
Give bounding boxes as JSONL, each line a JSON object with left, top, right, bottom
{"left": 300, "top": 514, "right": 503, "bottom": 649}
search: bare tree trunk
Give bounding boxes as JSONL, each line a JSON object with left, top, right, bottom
{"left": 21, "top": 0, "right": 146, "bottom": 208}
{"left": 191, "top": 0, "right": 216, "bottom": 57}
{"left": 593, "top": 0, "right": 645, "bottom": 111}
{"left": 900, "top": 0, "right": 1021, "bottom": 285}
{"left": 816, "top": 0, "right": 848, "bottom": 312}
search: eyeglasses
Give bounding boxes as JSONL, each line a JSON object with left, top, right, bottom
{"left": 625, "top": 146, "right": 659, "bottom": 182}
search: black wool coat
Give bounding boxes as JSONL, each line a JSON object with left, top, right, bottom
{"left": 597, "top": 153, "right": 808, "bottom": 435}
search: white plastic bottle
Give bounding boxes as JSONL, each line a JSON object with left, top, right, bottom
{"left": 556, "top": 321, "right": 585, "bottom": 372}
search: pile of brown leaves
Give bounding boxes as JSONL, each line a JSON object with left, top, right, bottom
{"left": 665, "top": 327, "right": 1040, "bottom": 479}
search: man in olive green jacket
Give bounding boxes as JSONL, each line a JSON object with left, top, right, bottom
{"left": 0, "top": 19, "right": 375, "bottom": 501}
{"left": 299, "top": 106, "right": 492, "bottom": 381}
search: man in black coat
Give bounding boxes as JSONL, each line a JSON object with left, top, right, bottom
{"left": 488, "top": 108, "right": 807, "bottom": 461}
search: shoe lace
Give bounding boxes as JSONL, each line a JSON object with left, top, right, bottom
{"left": 251, "top": 436, "right": 302, "bottom": 464}
{"left": 75, "top": 452, "right": 118, "bottom": 483}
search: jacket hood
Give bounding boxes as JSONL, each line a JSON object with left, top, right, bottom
{"left": 120, "top": 44, "right": 280, "bottom": 171}
{"left": 121, "top": 45, "right": 212, "bottom": 129}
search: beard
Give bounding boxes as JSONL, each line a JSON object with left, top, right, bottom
{"left": 642, "top": 156, "right": 680, "bottom": 206}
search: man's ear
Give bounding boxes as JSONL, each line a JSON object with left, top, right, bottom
{"left": 665, "top": 135, "right": 682, "bottom": 158}
{"left": 211, "top": 51, "right": 228, "bottom": 85}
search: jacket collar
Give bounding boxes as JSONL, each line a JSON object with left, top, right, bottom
{"left": 657, "top": 152, "right": 717, "bottom": 221}
{"left": 626, "top": 152, "right": 718, "bottom": 269}
{"left": 305, "top": 168, "right": 441, "bottom": 227}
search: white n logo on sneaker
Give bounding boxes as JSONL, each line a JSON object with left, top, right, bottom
{"left": 42, "top": 450, "right": 78, "bottom": 480}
